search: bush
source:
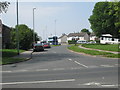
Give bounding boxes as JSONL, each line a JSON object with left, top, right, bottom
{"left": 68, "top": 40, "right": 77, "bottom": 44}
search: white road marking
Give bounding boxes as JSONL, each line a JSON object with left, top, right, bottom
{"left": 71, "top": 67, "right": 82, "bottom": 70}
{"left": 1, "top": 71, "right": 12, "bottom": 73}
{"left": 78, "top": 82, "right": 118, "bottom": 87}
{"left": 15, "top": 70, "right": 28, "bottom": 72}
{"left": 100, "top": 65, "right": 114, "bottom": 67}
{"left": 1, "top": 79, "right": 75, "bottom": 85}
{"left": 53, "top": 68, "right": 65, "bottom": 71}
{"left": 68, "top": 59, "right": 72, "bottom": 61}
{"left": 74, "top": 61, "right": 88, "bottom": 68}
{"left": 36, "top": 69, "right": 48, "bottom": 71}
{"left": 101, "top": 84, "right": 118, "bottom": 87}
{"left": 88, "top": 65, "right": 99, "bottom": 68}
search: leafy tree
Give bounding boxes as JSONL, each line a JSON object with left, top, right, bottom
{"left": 89, "top": 2, "right": 120, "bottom": 37}
{"left": 0, "top": 1, "right": 10, "bottom": 13}
{"left": 81, "top": 28, "right": 91, "bottom": 35}
{"left": 10, "top": 24, "right": 39, "bottom": 50}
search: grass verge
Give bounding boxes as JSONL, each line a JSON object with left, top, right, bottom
{"left": 68, "top": 45, "right": 119, "bottom": 58}
{"left": 82, "top": 44, "right": 119, "bottom": 52}
{"left": 0, "top": 49, "right": 27, "bottom": 65}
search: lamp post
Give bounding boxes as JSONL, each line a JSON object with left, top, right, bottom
{"left": 54, "top": 19, "right": 56, "bottom": 45}
{"left": 33, "top": 8, "right": 36, "bottom": 47}
{"left": 16, "top": 0, "right": 19, "bottom": 55}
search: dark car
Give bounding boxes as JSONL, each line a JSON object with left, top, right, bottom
{"left": 33, "top": 43, "right": 44, "bottom": 52}
{"left": 43, "top": 43, "right": 51, "bottom": 48}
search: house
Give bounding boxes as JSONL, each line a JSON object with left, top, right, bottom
{"left": 58, "top": 34, "right": 67, "bottom": 44}
{"left": 2, "top": 24, "right": 11, "bottom": 49}
{"left": 90, "top": 32, "right": 98, "bottom": 41}
{"left": 100, "top": 34, "right": 119, "bottom": 44}
{"left": 67, "top": 32, "right": 90, "bottom": 41}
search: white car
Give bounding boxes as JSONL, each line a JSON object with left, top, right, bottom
{"left": 77, "top": 40, "right": 88, "bottom": 44}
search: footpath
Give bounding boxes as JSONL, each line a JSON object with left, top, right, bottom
{"left": 79, "top": 45, "right": 119, "bottom": 54}
{"left": 14, "top": 50, "right": 33, "bottom": 60}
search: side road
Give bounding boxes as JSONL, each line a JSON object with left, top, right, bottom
{"left": 79, "top": 45, "right": 118, "bottom": 54}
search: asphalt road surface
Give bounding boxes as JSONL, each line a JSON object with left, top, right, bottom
{"left": 2, "top": 45, "right": 118, "bottom": 88}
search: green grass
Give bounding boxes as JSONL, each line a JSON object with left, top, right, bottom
{"left": 2, "top": 49, "right": 25, "bottom": 57}
{"left": 68, "top": 45, "right": 119, "bottom": 58}
{"left": 0, "top": 49, "right": 26, "bottom": 65}
{"left": 82, "top": 44, "right": 119, "bottom": 52}
{"left": 0, "top": 57, "right": 26, "bottom": 65}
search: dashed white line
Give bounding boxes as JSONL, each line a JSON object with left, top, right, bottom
{"left": 74, "top": 61, "right": 88, "bottom": 68}
{"left": 68, "top": 59, "right": 72, "bottom": 61}
{"left": 1, "top": 79, "right": 75, "bottom": 85}
{"left": 100, "top": 65, "right": 114, "bottom": 67}
{"left": 36, "top": 69, "right": 48, "bottom": 71}
{"left": 53, "top": 68, "right": 65, "bottom": 71}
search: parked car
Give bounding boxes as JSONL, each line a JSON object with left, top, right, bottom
{"left": 33, "top": 43, "right": 44, "bottom": 52}
{"left": 87, "top": 41, "right": 96, "bottom": 44}
{"left": 77, "top": 40, "right": 88, "bottom": 44}
{"left": 43, "top": 43, "right": 51, "bottom": 48}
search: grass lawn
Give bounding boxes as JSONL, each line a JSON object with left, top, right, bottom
{"left": 0, "top": 49, "right": 26, "bottom": 65}
{"left": 68, "top": 45, "right": 119, "bottom": 58}
{"left": 82, "top": 44, "right": 119, "bottom": 52}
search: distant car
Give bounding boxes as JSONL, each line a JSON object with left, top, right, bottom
{"left": 77, "top": 40, "right": 88, "bottom": 44}
{"left": 43, "top": 43, "right": 51, "bottom": 48}
{"left": 33, "top": 43, "right": 44, "bottom": 52}
{"left": 88, "top": 41, "right": 96, "bottom": 44}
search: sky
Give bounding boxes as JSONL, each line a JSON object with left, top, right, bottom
{"left": 0, "top": 0, "right": 111, "bottom": 40}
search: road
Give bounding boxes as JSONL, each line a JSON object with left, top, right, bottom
{"left": 2, "top": 45, "right": 118, "bottom": 88}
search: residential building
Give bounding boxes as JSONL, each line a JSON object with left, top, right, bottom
{"left": 2, "top": 24, "right": 11, "bottom": 49}
{"left": 67, "top": 32, "right": 90, "bottom": 41}
{"left": 58, "top": 34, "right": 67, "bottom": 44}
{"left": 90, "top": 32, "right": 98, "bottom": 41}
{"left": 100, "top": 34, "right": 119, "bottom": 44}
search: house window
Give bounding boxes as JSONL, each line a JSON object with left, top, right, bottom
{"left": 101, "top": 37, "right": 104, "bottom": 40}
{"left": 112, "top": 38, "right": 114, "bottom": 41}
{"left": 72, "top": 38, "right": 75, "bottom": 40}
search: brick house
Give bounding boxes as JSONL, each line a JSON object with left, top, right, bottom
{"left": 2, "top": 24, "right": 11, "bottom": 49}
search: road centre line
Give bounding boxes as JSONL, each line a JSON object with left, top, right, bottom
{"left": 1, "top": 79, "right": 75, "bottom": 85}
{"left": 74, "top": 61, "right": 88, "bottom": 68}
{"left": 53, "top": 68, "right": 65, "bottom": 70}
{"left": 68, "top": 59, "right": 72, "bottom": 61}
{"left": 36, "top": 69, "right": 48, "bottom": 71}
{"left": 100, "top": 65, "right": 114, "bottom": 67}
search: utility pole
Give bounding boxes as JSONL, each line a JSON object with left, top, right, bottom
{"left": 16, "top": 0, "right": 19, "bottom": 55}
{"left": 33, "top": 8, "right": 36, "bottom": 46}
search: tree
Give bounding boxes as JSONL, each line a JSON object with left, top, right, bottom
{"left": 10, "top": 24, "right": 40, "bottom": 50}
{"left": 81, "top": 28, "right": 91, "bottom": 35}
{"left": 88, "top": 2, "right": 120, "bottom": 37}
{"left": 0, "top": 1, "right": 10, "bottom": 13}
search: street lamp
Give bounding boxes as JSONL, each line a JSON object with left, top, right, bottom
{"left": 33, "top": 8, "right": 36, "bottom": 46}
{"left": 54, "top": 19, "right": 56, "bottom": 45}
{"left": 16, "top": 0, "right": 19, "bottom": 55}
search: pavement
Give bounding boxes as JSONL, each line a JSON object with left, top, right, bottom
{"left": 13, "top": 50, "right": 33, "bottom": 59}
{"left": 79, "top": 45, "right": 119, "bottom": 54}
